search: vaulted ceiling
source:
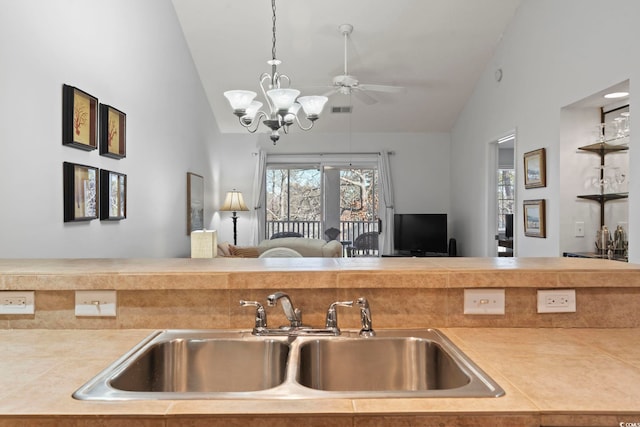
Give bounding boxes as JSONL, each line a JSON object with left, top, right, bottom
{"left": 171, "top": 0, "right": 521, "bottom": 134}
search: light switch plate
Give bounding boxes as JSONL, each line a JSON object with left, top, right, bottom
{"left": 75, "top": 290, "right": 117, "bottom": 317}
{"left": 0, "top": 291, "right": 35, "bottom": 315}
{"left": 463, "top": 289, "right": 505, "bottom": 315}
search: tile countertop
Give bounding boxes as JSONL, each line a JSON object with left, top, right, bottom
{"left": 1, "top": 328, "right": 639, "bottom": 419}
{"left": 1, "top": 257, "right": 640, "bottom": 291}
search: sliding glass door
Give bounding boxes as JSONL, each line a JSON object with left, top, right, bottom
{"left": 264, "top": 164, "right": 379, "bottom": 247}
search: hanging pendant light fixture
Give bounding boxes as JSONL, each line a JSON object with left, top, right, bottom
{"left": 223, "top": 0, "right": 328, "bottom": 145}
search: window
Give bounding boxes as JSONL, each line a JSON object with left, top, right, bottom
{"left": 340, "top": 168, "right": 378, "bottom": 222}
{"left": 266, "top": 167, "right": 321, "bottom": 237}
{"left": 497, "top": 168, "right": 515, "bottom": 233}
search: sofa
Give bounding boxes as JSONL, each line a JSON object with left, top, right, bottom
{"left": 215, "top": 237, "right": 342, "bottom": 258}
{"left": 258, "top": 237, "right": 342, "bottom": 257}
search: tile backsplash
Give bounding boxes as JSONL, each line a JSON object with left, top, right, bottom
{"left": 2, "top": 286, "right": 639, "bottom": 329}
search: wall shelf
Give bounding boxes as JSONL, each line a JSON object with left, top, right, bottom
{"left": 576, "top": 141, "right": 628, "bottom": 228}
{"left": 577, "top": 193, "right": 628, "bottom": 203}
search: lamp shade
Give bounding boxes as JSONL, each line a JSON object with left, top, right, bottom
{"left": 266, "top": 88, "right": 300, "bottom": 113}
{"left": 220, "top": 190, "right": 249, "bottom": 212}
{"left": 223, "top": 90, "right": 257, "bottom": 112}
{"left": 297, "top": 95, "right": 328, "bottom": 119}
{"left": 244, "top": 101, "right": 263, "bottom": 120}
{"left": 284, "top": 102, "right": 301, "bottom": 124}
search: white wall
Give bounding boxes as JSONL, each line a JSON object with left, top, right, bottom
{"left": 211, "top": 131, "right": 451, "bottom": 246}
{"left": 0, "top": 0, "right": 219, "bottom": 258}
{"left": 451, "top": 0, "right": 640, "bottom": 262}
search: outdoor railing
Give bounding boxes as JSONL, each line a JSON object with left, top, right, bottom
{"left": 265, "top": 220, "right": 379, "bottom": 243}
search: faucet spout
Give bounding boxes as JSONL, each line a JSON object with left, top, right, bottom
{"left": 267, "top": 292, "right": 302, "bottom": 327}
{"left": 356, "top": 297, "right": 376, "bottom": 337}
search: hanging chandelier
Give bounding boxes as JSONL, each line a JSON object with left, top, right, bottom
{"left": 223, "top": 0, "right": 328, "bottom": 145}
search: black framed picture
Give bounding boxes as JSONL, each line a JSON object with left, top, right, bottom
{"left": 63, "top": 162, "right": 99, "bottom": 222}
{"left": 100, "top": 169, "right": 127, "bottom": 220}
{"left": 62, "top": 84, "right": 98, "bottom": 151}
{"left": 99, "top": 104, "right": 126, "bottom": 159}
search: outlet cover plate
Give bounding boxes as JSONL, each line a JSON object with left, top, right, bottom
{"left": 0, "top": 291, "right": 35, "bottom": 315}
{"left": 464, "top": 289, "right": 505, "bottom": 315}
{"left": 75, "top": 290, "right": 117, "bottom": 317}
{"left": 537, "top": 289, "right": 576, "bottom": 313}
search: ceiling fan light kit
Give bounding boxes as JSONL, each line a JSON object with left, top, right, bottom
{"left": 222, "top": 0, "right": 328, "bottom": 144}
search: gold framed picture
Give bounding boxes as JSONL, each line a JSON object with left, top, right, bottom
{"left": 524, "top": 148, "right": 546, "bottom": 189}
{"left": 523, "top": 199, "right": 546, "bottom": 238}
{"left": 187, "top": 172, "right": 204, "bottom": 234}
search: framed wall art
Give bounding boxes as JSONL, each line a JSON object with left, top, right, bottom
{"left": 100, "top": 169, "right": 127, "bottom": 220}
{"left": 523, "top": 199, "right": 546, "bottom": 238}
{"left": 63, "top": 162, "right": 99, "bottom": 222}
{"left": 100, "top": 104, "right": 126, "bottom": 159}
{"left": 524, "top": 148, "right": 546, "bottom": 189}
{"left": 187, "top": 172, "right": 204, "bottom": 235}
{"left": 62, "top": 84, "right": 98, "bottom": 151}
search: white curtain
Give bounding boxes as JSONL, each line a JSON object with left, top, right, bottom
{"left": 250, "top": 150, "right": 267, "bottom": 245}
{"left": 377, "top": 150, "right": 395, "bottom": 255}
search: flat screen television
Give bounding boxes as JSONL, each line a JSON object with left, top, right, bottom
{"left": 394, "top": 213, "right": 447, "bottom": 255}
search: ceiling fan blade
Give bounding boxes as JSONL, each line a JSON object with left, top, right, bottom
{"left": 352, "top": 89, "right": 377, "bottom": 105}
{"left": 358, "top": 83, "right": 405, "bottom": 93}
{"left": 323, "top": 87, "right": 339, "bottom": 97}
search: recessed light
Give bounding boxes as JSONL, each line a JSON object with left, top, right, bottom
{"left": 604, "top": 92, "right": 629, "bottom": 99}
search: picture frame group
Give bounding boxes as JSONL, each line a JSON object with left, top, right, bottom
{"left": 62, "top": 84, "right": 126, "bottom": 158}
{"left": 63, "top": 162, "right": 127, "bottom": 222}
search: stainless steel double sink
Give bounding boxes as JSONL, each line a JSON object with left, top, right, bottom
{"left": 73, "top": 329, "right": 504, "bottom": 400}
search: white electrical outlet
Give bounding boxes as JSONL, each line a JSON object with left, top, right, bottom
{"left": 0, "top": 291, "right": 35, "bottom": 314}
{"left": 537, "top": 289, "right": 576, "bottom": 313}
{"left": 574, "top": 221, "right": 585, "bottom": 237}
{"left": 75, "top": 290, "right": 117, "bottom": 317}
{"left": 463, "top": 289, "right": 505, "bottom": 315}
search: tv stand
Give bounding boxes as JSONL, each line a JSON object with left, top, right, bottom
{"left": 383, "top": 251, "right": 449, "bottom": 258}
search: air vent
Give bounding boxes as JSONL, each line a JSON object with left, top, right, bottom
{"left": 331, "top": 106, "right": 352, "bottom": 114}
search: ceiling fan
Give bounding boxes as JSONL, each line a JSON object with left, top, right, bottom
{"left": 325, "top": 24, "right": 405, "bottom": 105}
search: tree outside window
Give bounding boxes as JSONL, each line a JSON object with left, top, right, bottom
{"left": 497, "top": 168, "right": 515, "bottom": 232}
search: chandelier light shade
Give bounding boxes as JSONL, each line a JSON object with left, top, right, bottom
{"left": 223, "top": 90, "right": 257, "bottom": 114}
{"left": 220, "top": 190, "right": 249, "bottom": 246}
{"left": 222, "top": 0, "right": 328, "bottom": 145}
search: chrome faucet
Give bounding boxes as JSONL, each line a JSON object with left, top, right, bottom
{"left": 325, "top": 300, "right": 354, "bottom": 333}
{"left": 267, "top": 292, "right": 302, "bottom": 328}
{"left": 356, "top": 297, "right": 376, "bottom": 337}
{"left": 239, "top": 300, "right": 267, "bottom": 334}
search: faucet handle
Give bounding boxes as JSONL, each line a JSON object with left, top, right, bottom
{"left": 239, "top": 300, "right": 267, "bottom": 332}
{"left": 325, "top": 300, "right": 354, "bottom": 329}
{"left": 356, "top": 297, "right": 375, "bottom": 337}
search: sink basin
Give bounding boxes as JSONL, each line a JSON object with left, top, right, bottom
{"left": 297, "top": 337, "right": 469, "bottom": 392}
{"left": 73, "top": 329, "right": 504, "bottom": 400}
{"left": 73, "top": 330, "right": 290, "bottom": 400}
{"left": 111, "top": 337, "right": 289, "bottom": 393}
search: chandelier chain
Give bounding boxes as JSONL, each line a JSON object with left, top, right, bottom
{"left": 271, "top": 0, "right": 277, "bottom": 61}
